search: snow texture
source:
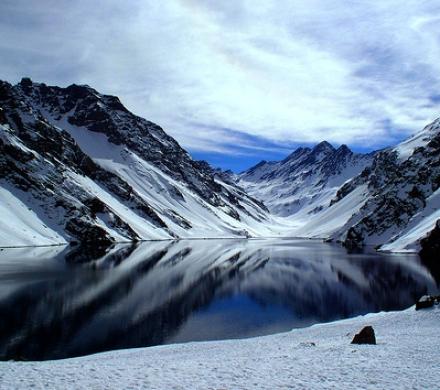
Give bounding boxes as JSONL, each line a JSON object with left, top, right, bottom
{"left": 0, "top": 305, "right": 438, "bottom": 389}
{"left": 238, "top": 142, "right": 374, "bottom": 218}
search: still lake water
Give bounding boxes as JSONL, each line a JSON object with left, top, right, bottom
{"left": 0, "top": 239, "right": 438, "bottom": 360}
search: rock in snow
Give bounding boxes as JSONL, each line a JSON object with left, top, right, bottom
{"left": 351, "top": 326, "right": 376, "bottom": 345}
{"left": 415, "top": 295, "right": 438, "bottom": 311}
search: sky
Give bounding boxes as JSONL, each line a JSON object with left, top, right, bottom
{"left": 1, "top": 1, "right": 440, "bottom": 172}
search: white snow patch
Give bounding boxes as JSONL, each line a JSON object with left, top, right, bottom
{"left": 289, "top": 185, "right": 370, "bottom": 238}
{"left": 0, "top": 186, "right": 66, "bottom": 247}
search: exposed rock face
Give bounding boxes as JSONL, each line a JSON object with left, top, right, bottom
{"left": 351, "top": 326, "right": 376, "bottom": 345}
{"left": 0, "top": 78, "right": 270, "bottom": 246}
{"left": 419, "top": 220, "right": 440, "bottom": 259}
{"left": 330, "top": 119, "right": 440, "bottom": 251}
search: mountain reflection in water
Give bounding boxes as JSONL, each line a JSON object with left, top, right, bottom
{"left": 0, "top": 239, "right": 438, "bottom": 361}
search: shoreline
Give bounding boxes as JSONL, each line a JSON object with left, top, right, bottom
{"left": 1, "top": 305, "right": 438, "bottom": 389}
{"left": 0, "top": 236, "right": 420, "bottom": 254}
{"left": 0, "top": 236, "right": 325, "bottom": 250}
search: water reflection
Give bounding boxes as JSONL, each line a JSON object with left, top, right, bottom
{"left": 0, "top": 239, "right": 438, "bottom": 360}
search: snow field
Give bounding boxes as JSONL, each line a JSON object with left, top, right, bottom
{"left": 0, "top": 306, "right": 438, "bottom": 390}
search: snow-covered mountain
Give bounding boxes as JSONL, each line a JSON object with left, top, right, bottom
{"left": 0, "top": 78, "right": 274, "bottom": 247}
{"left": 1, "top": 77, "right": 439, "bottom": 254}
{"left": 239, "top": 119, "right": 440, "bottom": 253}
{"left": 238, "top": 141, "right": 375, "bottom": 218}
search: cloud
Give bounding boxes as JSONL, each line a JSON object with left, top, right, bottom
{"left": 1, "top": 0, "right": 440, "bottom": 155}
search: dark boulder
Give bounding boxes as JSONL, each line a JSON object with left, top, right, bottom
{"left": 351, "top": 326, "right": 376, "bottom": 345}
{"left": 415, "top": 295, "right": 436, "bottom": 311}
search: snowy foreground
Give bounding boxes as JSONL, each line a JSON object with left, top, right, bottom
{"left": 1, "top": 306, "right": 438, "bottom": 390}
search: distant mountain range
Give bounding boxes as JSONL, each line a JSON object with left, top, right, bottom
{"left": 238, "top": 140, "right": 375, "bottom": 217}
{"left": 0, "top": 78, "right": 439, "bottom": 255}
{"left": 238, "top": 120, "right": 440, "bottom": 253}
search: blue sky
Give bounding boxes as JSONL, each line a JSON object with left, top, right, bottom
{"left": 2, "top": 1, "right": 440, "bottom": 172}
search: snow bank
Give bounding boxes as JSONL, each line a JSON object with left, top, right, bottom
{"left": 0, "top": 186, "right": 66, "bottom": 247}
{"left": 1, "top": 306, "right": 438, "bottom": 389}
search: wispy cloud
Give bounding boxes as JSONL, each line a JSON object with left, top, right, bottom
{"left": 1, "top": 0, "right": 440, "bottom": 155}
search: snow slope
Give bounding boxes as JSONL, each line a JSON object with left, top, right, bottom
{"left": 0, "top": 78, "right": 278, "bottom": 247}
{"left": 380, "top": 188, "right": 440, "bottom": 252}
{"left": 0, "top": 306, "right": 438, "bottom": 389}
{"left": 288, "top": 184, "right": 370, "bottom": 238}
{"left": 394, "top": 118, "right": 440, "bottom": 160}
{"left": 0, "top": 186, "right": 66, "bottom": 247}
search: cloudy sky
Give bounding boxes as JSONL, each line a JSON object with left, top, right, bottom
{"left": 2, "top": 1, "right": 440, "bottom": 171}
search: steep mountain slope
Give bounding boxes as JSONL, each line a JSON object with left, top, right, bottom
{"left": 0, "top": 78, "right": 273, "bottom": 247}
{"left": 328, "top": 118, "right": 440, "bottom": 251}
{"left": 238, "top": 141, "right": 374, "bottom": 218}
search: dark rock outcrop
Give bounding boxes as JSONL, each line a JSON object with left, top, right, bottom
{"left": 351, "top": 326, "right": 376, "bottom": 345}
{"left": 415, "top": 295, "right": 436, "bottom": 310}
{"left": 420, "top": 220, "right": 440, "bottom": 260}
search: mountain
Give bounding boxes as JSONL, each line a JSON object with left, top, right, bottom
{"left": 239, "top": 119, "right": 440, "bottom": 253}
{"left": 238, "top": 141, "right": 375, "bottom": 217}
{"left": 0, "top": 78, "right": 274, "bottom": 247}
{"left": 1, "top": 77, "right": 439, "bottom": 254}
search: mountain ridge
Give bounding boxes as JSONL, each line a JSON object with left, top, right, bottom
{"left": 0, "top": 78, "right": 275, "bottom": 247}
{"left": 238, "top": 140, "right": 375, "bottom": 217}
{"left": 1, "top": 77, "right": 439, "bottom": 255}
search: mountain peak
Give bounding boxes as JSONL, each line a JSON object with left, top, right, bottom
{"left": 65, "top": 83, "right": 99, "bottom": 99}
{"left": 312, "top": 141, "right": 335, "bottom": 154}
{"left": 19, "top": 77, "right": 33, "bottom": 87}
{"left": 335, "top": 144, "right": 352, "bottom": 155}
{"left": 243, "top": 159, "right": 268, "bottom": 174}
{"left": 282, "top": 146, "right": 311, "bottom": 163}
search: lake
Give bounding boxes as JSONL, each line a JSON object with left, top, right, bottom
{"left": 0, "top": 239, "right": 438, "bottom": 360}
